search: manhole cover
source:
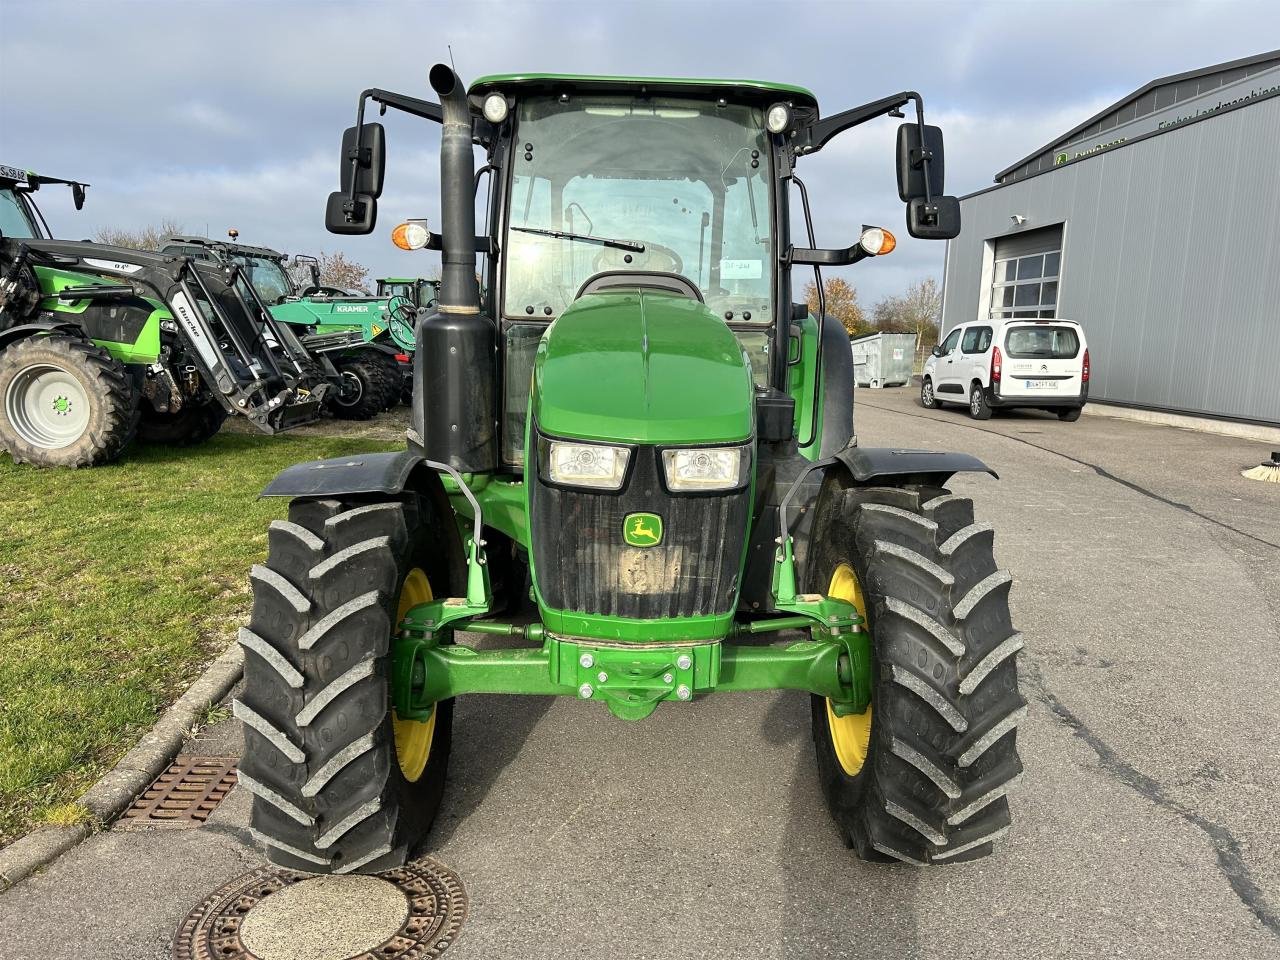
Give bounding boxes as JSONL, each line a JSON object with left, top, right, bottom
{"left": 172, "top": 857, "right": 467, "bottom": 960}
{"left": 117, "top": 755, "right": 238, "bottom": 830}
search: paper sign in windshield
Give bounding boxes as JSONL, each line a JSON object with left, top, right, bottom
{"left": 720, "top": 259, "right": 762, "bottom": 279}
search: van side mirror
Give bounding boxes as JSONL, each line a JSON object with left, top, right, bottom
{"left": 907, "top": 195, "right": 961, "bottom": 240}
{"left": 325, "top": 191, "right": 377, "bottom": 235}
{"left": 931, "top": 344, "right": 945, "bottom": 357}
{"left": 896, "top": 123, "right": 945, "bottom": 200}
{"left": 338, "top": 123, "right": 386, "bottom": 198}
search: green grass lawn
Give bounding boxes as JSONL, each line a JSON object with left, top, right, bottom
{"left": 0, "top": 431, "right": 398, "bottom": 844}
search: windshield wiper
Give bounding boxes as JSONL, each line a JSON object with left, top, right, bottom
{"left": 511, "top": 226, "right": 645, "bottom": 252}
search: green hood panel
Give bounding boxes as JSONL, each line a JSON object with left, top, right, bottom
{"left": 533, "top": 290, "right": 753, "bottom": 445}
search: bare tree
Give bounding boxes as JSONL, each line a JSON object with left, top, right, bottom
{"left": 873, "top": 277, "right": 942, "bottom": 367}
{"left": 803, "top": 276, "right": 868, "bottom": 336}
{"left": 93, "top": 220, "right": 185, "bottom": 250}
{"left": 314, "top": 250, "right": 371, "bottom": 293}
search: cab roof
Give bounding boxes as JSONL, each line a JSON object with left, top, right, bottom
{"left": 469, "top": 73, "right": 818, "bottom": 109}
{"left": 162, "top": 235, "right": 285, "bottom": 261}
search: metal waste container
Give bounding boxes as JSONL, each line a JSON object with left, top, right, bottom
{"left": 850, "top": 332, "right": 917, "bottom": 388}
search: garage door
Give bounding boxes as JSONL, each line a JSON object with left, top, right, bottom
{"left": 991, "top": 225, "right": 1063, "bottom": 320}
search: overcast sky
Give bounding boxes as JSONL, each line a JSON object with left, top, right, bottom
{"left": 2, "top": 0, "right": 1276, "bottom": 306}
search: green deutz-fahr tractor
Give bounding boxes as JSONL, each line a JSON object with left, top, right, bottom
{"left": 0, "top": 165, "right": 333, "bottom": 467}
{"left": 158, "top": 236, "right": 409, "bottom": 419}
{"left": 237, "top": 66, "right": 1024, "bottom": 874}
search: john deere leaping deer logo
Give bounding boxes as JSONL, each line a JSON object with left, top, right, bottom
{"left": 623, "top": 512, "right": 663, "bottom": 547}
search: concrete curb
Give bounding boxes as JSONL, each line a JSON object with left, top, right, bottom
{"left": 0, "top": 644, "right": 244, "bottom": 892}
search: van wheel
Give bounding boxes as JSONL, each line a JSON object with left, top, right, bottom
{"left": 1057, "top": 407, "right": 1082, "bottom": 422}
{"left": 920, "top": 377, "right": 938, "bottom": 409}
{"left": 968, "top": 384, "right": 992, "bottom": 420}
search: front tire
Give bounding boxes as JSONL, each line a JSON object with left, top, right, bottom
{"left": 330, "top": 355, "right": 396, "bottom": 421}
{"left": 920, "top": 377, "right": 938, "bottom": 409}
{"left": 237, "top": 494, "right": 456, "bottom": 874}
{"left": 136, "top": 397, "right": 227, "bottom": 446}
{"left": 808, "top": 483, "right": 1025, "bottom": 864}
{"left": 0, "top": 335, "right": 137, "bottom": 468}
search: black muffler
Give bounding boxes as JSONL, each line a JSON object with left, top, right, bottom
{"left": 412, "top": 63, "right": 497, "bottom": 473}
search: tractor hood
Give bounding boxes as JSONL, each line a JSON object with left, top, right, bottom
{"left": 533, "top": 288, "right": 754, "bottom": 445}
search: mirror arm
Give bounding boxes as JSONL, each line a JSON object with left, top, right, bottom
{"left": 362, "top": 88, "right": 445, "bottom": 124}
{"left": 800, "top": 91, "right": 918, "bottom": 154}
{"left": 789, "top": 245, "right": 871, "bottom": 267}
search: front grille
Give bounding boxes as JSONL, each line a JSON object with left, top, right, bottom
{"left": 531, "top": 444, "right": 750, "bottom": 619}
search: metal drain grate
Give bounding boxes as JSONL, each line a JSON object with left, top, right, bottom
{"left": 172, "top": 857, "right": 468, "bottom": 959}
{"left": 116, "top": 755, "right": 238, "bottom": 830}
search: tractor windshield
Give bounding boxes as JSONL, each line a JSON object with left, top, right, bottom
{"left": 503, "top": 96, "right": 773, "bottom": 321}
{"left": 0, "top": 188, "right": 42, "bottom": 240}
{"left": 233, "top": 254, "right": 295, "bottom": 304}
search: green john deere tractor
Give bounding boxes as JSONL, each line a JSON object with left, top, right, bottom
{"left": 236, "top": 67, "right": 1024, "bottom": 874}
{"left": 158, "top": 236, "right": 408, "bottom": 419}
{"left": 0, "top": 165, "right": 333, "bottom": 467}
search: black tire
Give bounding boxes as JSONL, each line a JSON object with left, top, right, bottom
{"left": 237, "top": 494, "right": 457, "bottom": 874}
{"left": 374, "top": 353, "right": 404, "bottom": 411}
{"left": 330, "top": 355, "right": 396, "bottom": 421}
{"left": 136, "top": 397, "right": 227, "bottom": 446}
{"left": 1057, "top": 406, "right": 1082, "bottom": 422}
{"left": 968, "top": 383, "right": 992, "bottom": 420}
{"left": 0, "top": 335, "right": 137, "bottom": 468}
{"left": 920, "top": 377, "right": 938, "bottom": 409}
{"left": 808, "top": 483, "right": 1024, "bottom": 864}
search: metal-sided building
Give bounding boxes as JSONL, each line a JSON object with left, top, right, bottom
{"left": 940, "top": 50, "right": 1280, "bottom": 426}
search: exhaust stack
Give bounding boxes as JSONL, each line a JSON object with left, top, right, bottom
{"left": 428, "top": 63, "right": 480, "bottom": 315}
{"left": 411, "top": 64, "right": 497, "bottom": 474}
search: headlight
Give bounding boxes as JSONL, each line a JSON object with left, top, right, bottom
{"left": 662, "top": 445, "right": 749, "bottom": 492}
{"left": 482, "top": 93, "right": 510, "bottom": 124}
{"left": 766, "top": 103, "right": 792, "bottom": 134}
{"left": 547, "top": 441, "right": 630, "bottom": 490}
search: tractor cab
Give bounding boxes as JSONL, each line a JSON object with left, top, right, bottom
{"left": 0, "top": 164, "right": 88, "bottom": 241}
{"left": 377, "top": 276, "right": 439, "bottom": 310}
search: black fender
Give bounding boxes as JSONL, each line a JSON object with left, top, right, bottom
{"left": 261, "top": 450, "right": 425, "bottom": 498}
{"left": 818, "top": 313, "right": 855, "bottom": 457}
{"left": 0, "top": 320, "right": 88, "bottom": 352}
{"left": 834, "top": 446, "right": 997, "bottom": 485}
{"left": 260, "top": 450, "right": 468, "bottom": 594}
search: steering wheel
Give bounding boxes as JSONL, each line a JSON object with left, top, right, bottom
{"left": 593, "top": 241, "right": 683, "bottom": 276}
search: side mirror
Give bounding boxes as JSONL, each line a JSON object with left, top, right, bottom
{"left": 325, "top": 190, "right": 377, "bottom": 235}
{"left": 931, "top": 345, "right": 945, "bottom": 358}
{"left": 896, "top": 123, "right": 946, "bottom": 201}
{"left": 338, "top": 123, "right": 386, "bottom": 198}
{"left": 907, "top": 195, "right": 961, "bottom": 240}
{"left": 71, "top": 183, "right": 87, "bottom": 210}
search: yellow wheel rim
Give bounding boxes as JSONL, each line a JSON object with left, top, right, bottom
{"left": 393, "top": 567, "right": 436, "bottom": 783}
{"left": 826, "top": 562, "right": 873, "bottom": 776}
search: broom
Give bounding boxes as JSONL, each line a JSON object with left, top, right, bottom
{"left": 1242, "top": 451, "right": 1280, "bottom": 483}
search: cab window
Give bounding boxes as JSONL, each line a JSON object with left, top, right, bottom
{"left": 939, "top": 328, "right": 962, "bottom": 354}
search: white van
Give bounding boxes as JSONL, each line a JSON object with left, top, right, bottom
{"left": 921, "top": 318, "right": 1089, "bottom": 420}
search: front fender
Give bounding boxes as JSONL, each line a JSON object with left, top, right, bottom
{"left": 834, "top": 446, "right": 997, "bottom": 485}
{"left": 261, "top": 450, "right": 423, "bottom": 498}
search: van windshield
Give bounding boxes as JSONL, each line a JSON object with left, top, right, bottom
{"left": 1004, "top": 325, "right": 1080, "bottom": 359}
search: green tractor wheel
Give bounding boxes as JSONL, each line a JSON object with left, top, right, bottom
{"left": 330, "top": 355, "right": 397, "bottom": 421}
{"left": 136, "top": 397, "right": 227, "bottom": 447}
{"left": 0, "top": 335, "right": 138, "bottom": 468}
{"left": 237, "top": 494, "right": 456, "bottom": 874}
{"left": 808, "top": 484, "right": 1024, "bottom": 864}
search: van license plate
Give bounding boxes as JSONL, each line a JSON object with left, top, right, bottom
{"left": 1024, "top": 379, "right": 1055, "bottom": 389}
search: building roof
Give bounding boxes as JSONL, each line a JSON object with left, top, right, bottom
{"left": 994, "top": 49, "right": 1280, "bottom": 183}
{"left": 469, "top": 74, "right": 818, "bottom": 109}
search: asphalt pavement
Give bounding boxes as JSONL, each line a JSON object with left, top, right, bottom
{"left": 2, "top": 390, "right": 1277, "bottom": 960}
